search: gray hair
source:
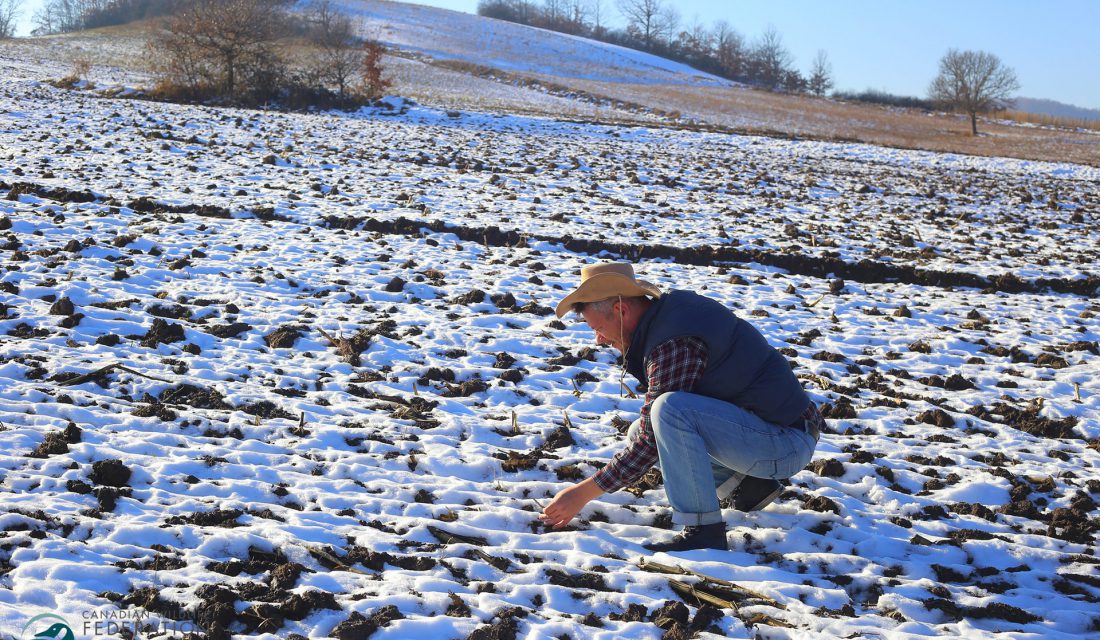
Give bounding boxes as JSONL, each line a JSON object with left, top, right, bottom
{"left": 573, "top": 296, "right": 648, "bottom": 316}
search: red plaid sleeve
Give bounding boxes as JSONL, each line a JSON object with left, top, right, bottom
{"left": 592, "top": 336, "right": 708, "bottom": 493}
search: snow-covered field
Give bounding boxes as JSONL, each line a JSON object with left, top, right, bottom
{"left": 1, "top": 48, "right": 1099, "bottom": 640}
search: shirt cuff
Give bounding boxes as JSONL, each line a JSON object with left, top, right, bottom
{"left": 592, "top": 468, "right": 622, "bottom": 494}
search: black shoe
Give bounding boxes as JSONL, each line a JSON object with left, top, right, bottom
{"left": 734, "top": 477, "right": 785, "bottom": 512}
{"left": 643, "top": 522, "right": 727, "bottom": 552}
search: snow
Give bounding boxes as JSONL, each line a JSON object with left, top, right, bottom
{"left": 324, "top": 0, "right": 730, "bottom": 87}
{"left": 0, "top": 27, "right": 1098, "bottom": 640}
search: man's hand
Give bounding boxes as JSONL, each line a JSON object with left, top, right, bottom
{"left": 539, "top": 477, "right": 605, "bottom": 529}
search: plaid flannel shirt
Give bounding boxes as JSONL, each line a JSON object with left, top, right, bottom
{"left": 592, "top": 336, "right": 708, "bottom": 493}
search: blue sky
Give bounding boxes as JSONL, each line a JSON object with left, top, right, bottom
{"left": 13, "top": 0, "right": 1100, "bottom": 109}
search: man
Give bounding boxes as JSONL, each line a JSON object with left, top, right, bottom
{"left": 539, "top": 262, "right": 822, "bottom": 552}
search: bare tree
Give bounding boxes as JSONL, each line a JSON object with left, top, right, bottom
{"left": 675, "top": 14, "right": 710, "bottom": 61}
{"left": 0, "top": 0, "right": 21, "bottom": 38}
{"left": 307, "top": 0, "right": 361, "bottom": 98}
{"left": 807, "top": 49, "right": 833, "bottom": 97}
{"left": 929, "top": 48, "right": 1019, "bottom": 135}
{"left": 616, "top": 0, "right": 665, "bottom": 49}
{"left": 564, "top": 0, "right": 588, "bottom": 34}
{"left": 656, "top": 2, "right": 678, "bottom": 49}
{"left": 749, "top": 25, "right": 794, "bottom": 90}
{"left": 149, "top": 0, "right": 291, "bottom": 101}
{"left": 541, "top": 0, "right": 564, "bottom": 28}
{"left": 586, "top": 0, "right": 606, "bottom": 36}
{"left": 712, "top": 20, "right": 746, "bottom": 79}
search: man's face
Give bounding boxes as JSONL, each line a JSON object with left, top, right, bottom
{"left": 581, "top": 302, "right": 627, "bottom": 354}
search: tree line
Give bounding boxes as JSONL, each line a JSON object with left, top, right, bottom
{"left": 477, "top": 0, "right": 835, "bottom": 95}
{"left": 9, "top": 0, "right": 1020, "bottom": 133}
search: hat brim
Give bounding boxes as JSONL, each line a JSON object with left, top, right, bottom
{"left": 555, "top": 272, "right": 662, "bottom": 318}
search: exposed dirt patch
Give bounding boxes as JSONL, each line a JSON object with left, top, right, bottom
{"left": 89, "top": 459, "right": 132, "bottom": 487}
{"left": 205, "top": 322, "right": 253, "bottom": 339}
{"left": 264, "top": 324, "right": 306, "bottom": 349}
{"left": 160, "top": 384, "right": 233, "bottom": 410}
{"left": 141, "top": 318, "right": 186, "bottom": 347}
{"left": 331, "top": 605, "right": 404, "bottom": 640}
{"left": 324, "top": 215, "right": 1100, "bottom": 296}
{"left": 165, "top": 509, "right": 245, "bottom": 528}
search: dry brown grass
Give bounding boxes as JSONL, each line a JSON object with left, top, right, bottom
{"left": 1001, "top": 110, "right": 1100, "bottom": 133}
{"left": 549, "top": 77, "right": 1100, "bottom": 166}
{"left": 10, "top": 22, "right": 1098, "bottom": 166}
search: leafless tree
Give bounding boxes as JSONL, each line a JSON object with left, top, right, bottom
{"left": 675, "top": 14, "right": 710, "bottom": 61}
{"left": 711, "top": 20, "right": 746, "bottom": 79}
{"left": 0, "top": 0, "right": 21, "bottom": 38}
{"left": 929, "top": 48, "right": 1019, "bottom": 135}
{"left": 564, "top": 0, "right": 588, "bottom": 34}
{"left": 656, "top": 2, "right": 678, "bottom": 48}
{"left": 148, "top": 0, "right": 291, "bottom": 101}
{"left": 616, "top": 0, "right": 666, "bottom": 49}
{"left": 808, "top": 49, "right": 833, "bottom": 97}
{"left": 307, "top": 0, "right": 361, "bottom": 98}
{"left": 749, "top": 25, "right": 795, "bottom": 90}
{"left": 586, "top": 0, "right": 606, "bottom": 36}
{"left": 541, "top": 0, "right": 565, "bottom": 28}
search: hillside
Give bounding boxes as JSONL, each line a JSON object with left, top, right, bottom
{"left": 1013, "top": 97, "right": 1100, "bottom": 123}
{"left": 3, "top": 1, "right": 1098, "bottom": 166}
{"left": 327, "top": 0, "right": 1100, "bottom": 167}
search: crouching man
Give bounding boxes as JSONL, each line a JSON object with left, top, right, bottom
{"left": 539, "top": 262, "right": 823, "bottom": 552}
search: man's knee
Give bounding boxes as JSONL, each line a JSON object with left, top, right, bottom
{"left": 650, "top": 391, "right": 689, "bottom": 433}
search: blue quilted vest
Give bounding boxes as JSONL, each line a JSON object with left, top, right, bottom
{"left": 625, "top": 290, "right": 810, "bottom": 426}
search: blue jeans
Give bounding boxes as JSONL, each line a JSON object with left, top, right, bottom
{"left": 631, "top": 391, "right": 818, "bottom": 526}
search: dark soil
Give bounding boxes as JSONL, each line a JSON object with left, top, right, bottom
{"left": 49, "top": 297, "right": 75, "bottom": 315}
{"left": 206, "top": 322, "right": 253, "bottom": 338}
{"left": 466, "top": 607, "right": 526, "bottom": 640}
{"left": 132, "top": 402, "right": 178, "bottom": 421}
{"left": 916, "top": 409, "right": 956, "bottom": 428}
{"left": 810, "top": 458, "right": 845, "bottom": 477}
{"left": 89, "top": 459, "right": 132, "bottom": 487}
{"left": 541, "top": 425, "right": 575, "bottom": 449}
{"left": 331, "top": 605, "right": 404, "bottom": 640}
{"left": 650, "top": 600, "right": 690, "bottom": 629}
{"left": 323, "top": 214, "right": 1100, "bottom": 297}
{"left": 264, "top": 324, "right": 306, "bottom": 349}
{"left": 340, "top": 547, "right": 437, "bottom": 572}
{"left": 147, "top": 303, "right": 191, "bottom": 319}
{"left": 239, "top": 401, "right": 295, "bottom": 419}
{"left": 6, "top": 181, "right": 97, "bottom": 204}
{"left": 544, "top": 568, "right": 615, "bottom": 591}
{"left": 141, "top": 318, "right": 186, "bottom": 347}
{"left": 160, "top": 384, "right": 233, "bottom": 410}
{"left": 802, "top": 495, "right": 841, "bottom": 514}
{"left": 165, "top": 509, "right": 245, "bottom": 528}
{"left": 443, "top": 378, "right": 491, "bottom": 397}
{"left": 283, "top": 591, "right": 340, "bottom": 620}
{"left": 29, "top": 430, "right": 71, "bottom": 458}
{"left": 451, "top": 289, "right": 486, "bottom": 305}
{"left": 986, "top": 403, "right": 1080, "bottom": 439}
{"left": 610, "top": 603, "right": 649, "bottom": 622}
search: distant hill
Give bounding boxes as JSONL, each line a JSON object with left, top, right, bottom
{"left": 1013, "top": 97, "right": 1100, "bottom": 122}
{"left": 330, "top": 0, "right": 728, "bottom": 87}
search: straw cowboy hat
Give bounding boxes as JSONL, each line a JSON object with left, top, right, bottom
{"left": 555, "top": 262, "right": 663, "bottom": 318}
